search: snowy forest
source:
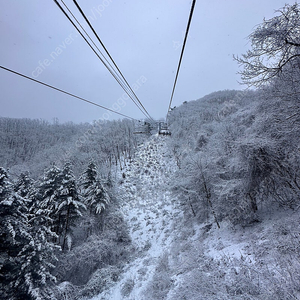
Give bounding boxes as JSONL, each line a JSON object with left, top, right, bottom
{"left": 1, "top": 3, "right": 300, "bottom": 300}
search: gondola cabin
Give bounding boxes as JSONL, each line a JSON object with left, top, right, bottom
{"left": 158, "top": 122, "right": 171, "bottom": 135}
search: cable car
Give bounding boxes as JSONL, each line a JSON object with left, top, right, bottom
{"left": 158, "top": 122, "right": 171, "bottom": 136}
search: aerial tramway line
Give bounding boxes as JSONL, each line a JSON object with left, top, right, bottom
{"left": 1, "top": 0, "right": 196, "bottom": 134}
{"left": 134, "top": 0, "right": 196, "bottom": 136}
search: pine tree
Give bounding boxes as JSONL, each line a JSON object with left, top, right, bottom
{"left": 57, "top": 162, "right": 86, "bottom": 250}
{"left": 37, "top": 164, "right": 62, "bottom": 241}
{"left": 0, "top": 167, "right": 59, "bottom": 300}
{"left": 80, "top": 162, "right": 98, "bottom": 190}
{"left": 80, "top": 162, "right": 110, "bottom": 215}
{"left": 0, "top": 167, "right": 31, "bottom": 299}
{"left": 16, "top": 204, "right": 59, "bottom": 300}
{"left": 14, "top": 172, "right": 34, "bottom": 198}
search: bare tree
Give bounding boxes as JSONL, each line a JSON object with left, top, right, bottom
{"left": 235, "top": 3, "right": 300, "bottom": 87}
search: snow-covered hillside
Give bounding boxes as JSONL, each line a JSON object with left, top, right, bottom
{"left": 89, "top": 134, "right": 182, "bottom": 299}
{"left": 87, "top": 134, "right": 300, "bottom": 300}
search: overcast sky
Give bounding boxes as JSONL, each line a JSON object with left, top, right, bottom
{"left": 0, "top": 0, "right": 297, "bottom": 123}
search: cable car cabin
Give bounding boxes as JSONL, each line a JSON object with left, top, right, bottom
{"left": 158, "top": 122, "right": 171, "bottom": 136}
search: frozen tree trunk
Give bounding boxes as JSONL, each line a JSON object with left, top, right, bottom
{"left": 62, "top": 205, "right": 70, "bottom": 251}
{"left": 201, "top": 171, "right": 220, "bottom": 229}
{"left": 248, "top": 193, "right": 258, "bottom": 212}
{"left": 188, "top": 197, "right": 196, "bottom": 217}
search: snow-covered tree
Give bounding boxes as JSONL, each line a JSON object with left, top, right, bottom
{"left": 0, "top": 167, "right": 31, "bottom": 298}
{"left": 80, "top": 162, "right": 98, "bottom": 190}
{"left": 80, "top": 162, "right": 110, "bottom": 215}
{"left": 0, "top": 167, "right": 11, "bottom": 201}
{"left": 37, "top": 164, "right": 63, "bottom": 241}
{"left": 57, "top": 162, "right": 86, "bottom": 250}
{"left": 0, "top": 167, "right": 61, "bottom": 299}
{"left": 15, "top": 204, "right": 60, "bottom": 300}
{"left": 235, "top": 3, "right": 300, "bottom": 87}
{"left": 14, "top": 172, "right": 34, "bottom": 198}
{"left": 37, "top": 163, "right": 86, "bottom": 250}
{"left": 38, "top": 164, "right": 61, "bottom": 213}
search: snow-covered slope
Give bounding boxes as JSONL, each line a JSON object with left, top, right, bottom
{"left": 89, "top": 134, "right": 183, "bottom": 299}
{"left": 87, "top": 134, "right": 300, "bottom": 300}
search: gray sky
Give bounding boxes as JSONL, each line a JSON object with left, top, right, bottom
{"left": 0, "top": 0, "right": 297, "bottom": 123}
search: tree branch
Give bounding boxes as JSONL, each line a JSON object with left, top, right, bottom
{"left": 285, "top": 38, "right": 300, "bottom": 47}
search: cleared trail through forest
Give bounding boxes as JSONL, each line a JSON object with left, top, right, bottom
{"left": 91, "top": 135, "right": 182, "bottom": 299}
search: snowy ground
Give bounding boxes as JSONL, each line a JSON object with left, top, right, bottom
{"left": 89, "top": 135, "right": 183, "bottom": 300}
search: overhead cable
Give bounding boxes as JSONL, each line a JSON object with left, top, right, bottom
{"left": 72, "top": 0, "right": 154, "bottom": 121}
{"left": 54, "top": 0, "right": 153, "bottom": 121}
{"left": 167, "top": 0, "right": 196, "bottom": 117}
{"left": 0, "top": 65, "right": 138, "bottom": 121}
{"left": 53, "top": 0, "right": 149, "bottom": 120}
{"left": 60, "top": 0, "right": 125, "bottom": 90}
